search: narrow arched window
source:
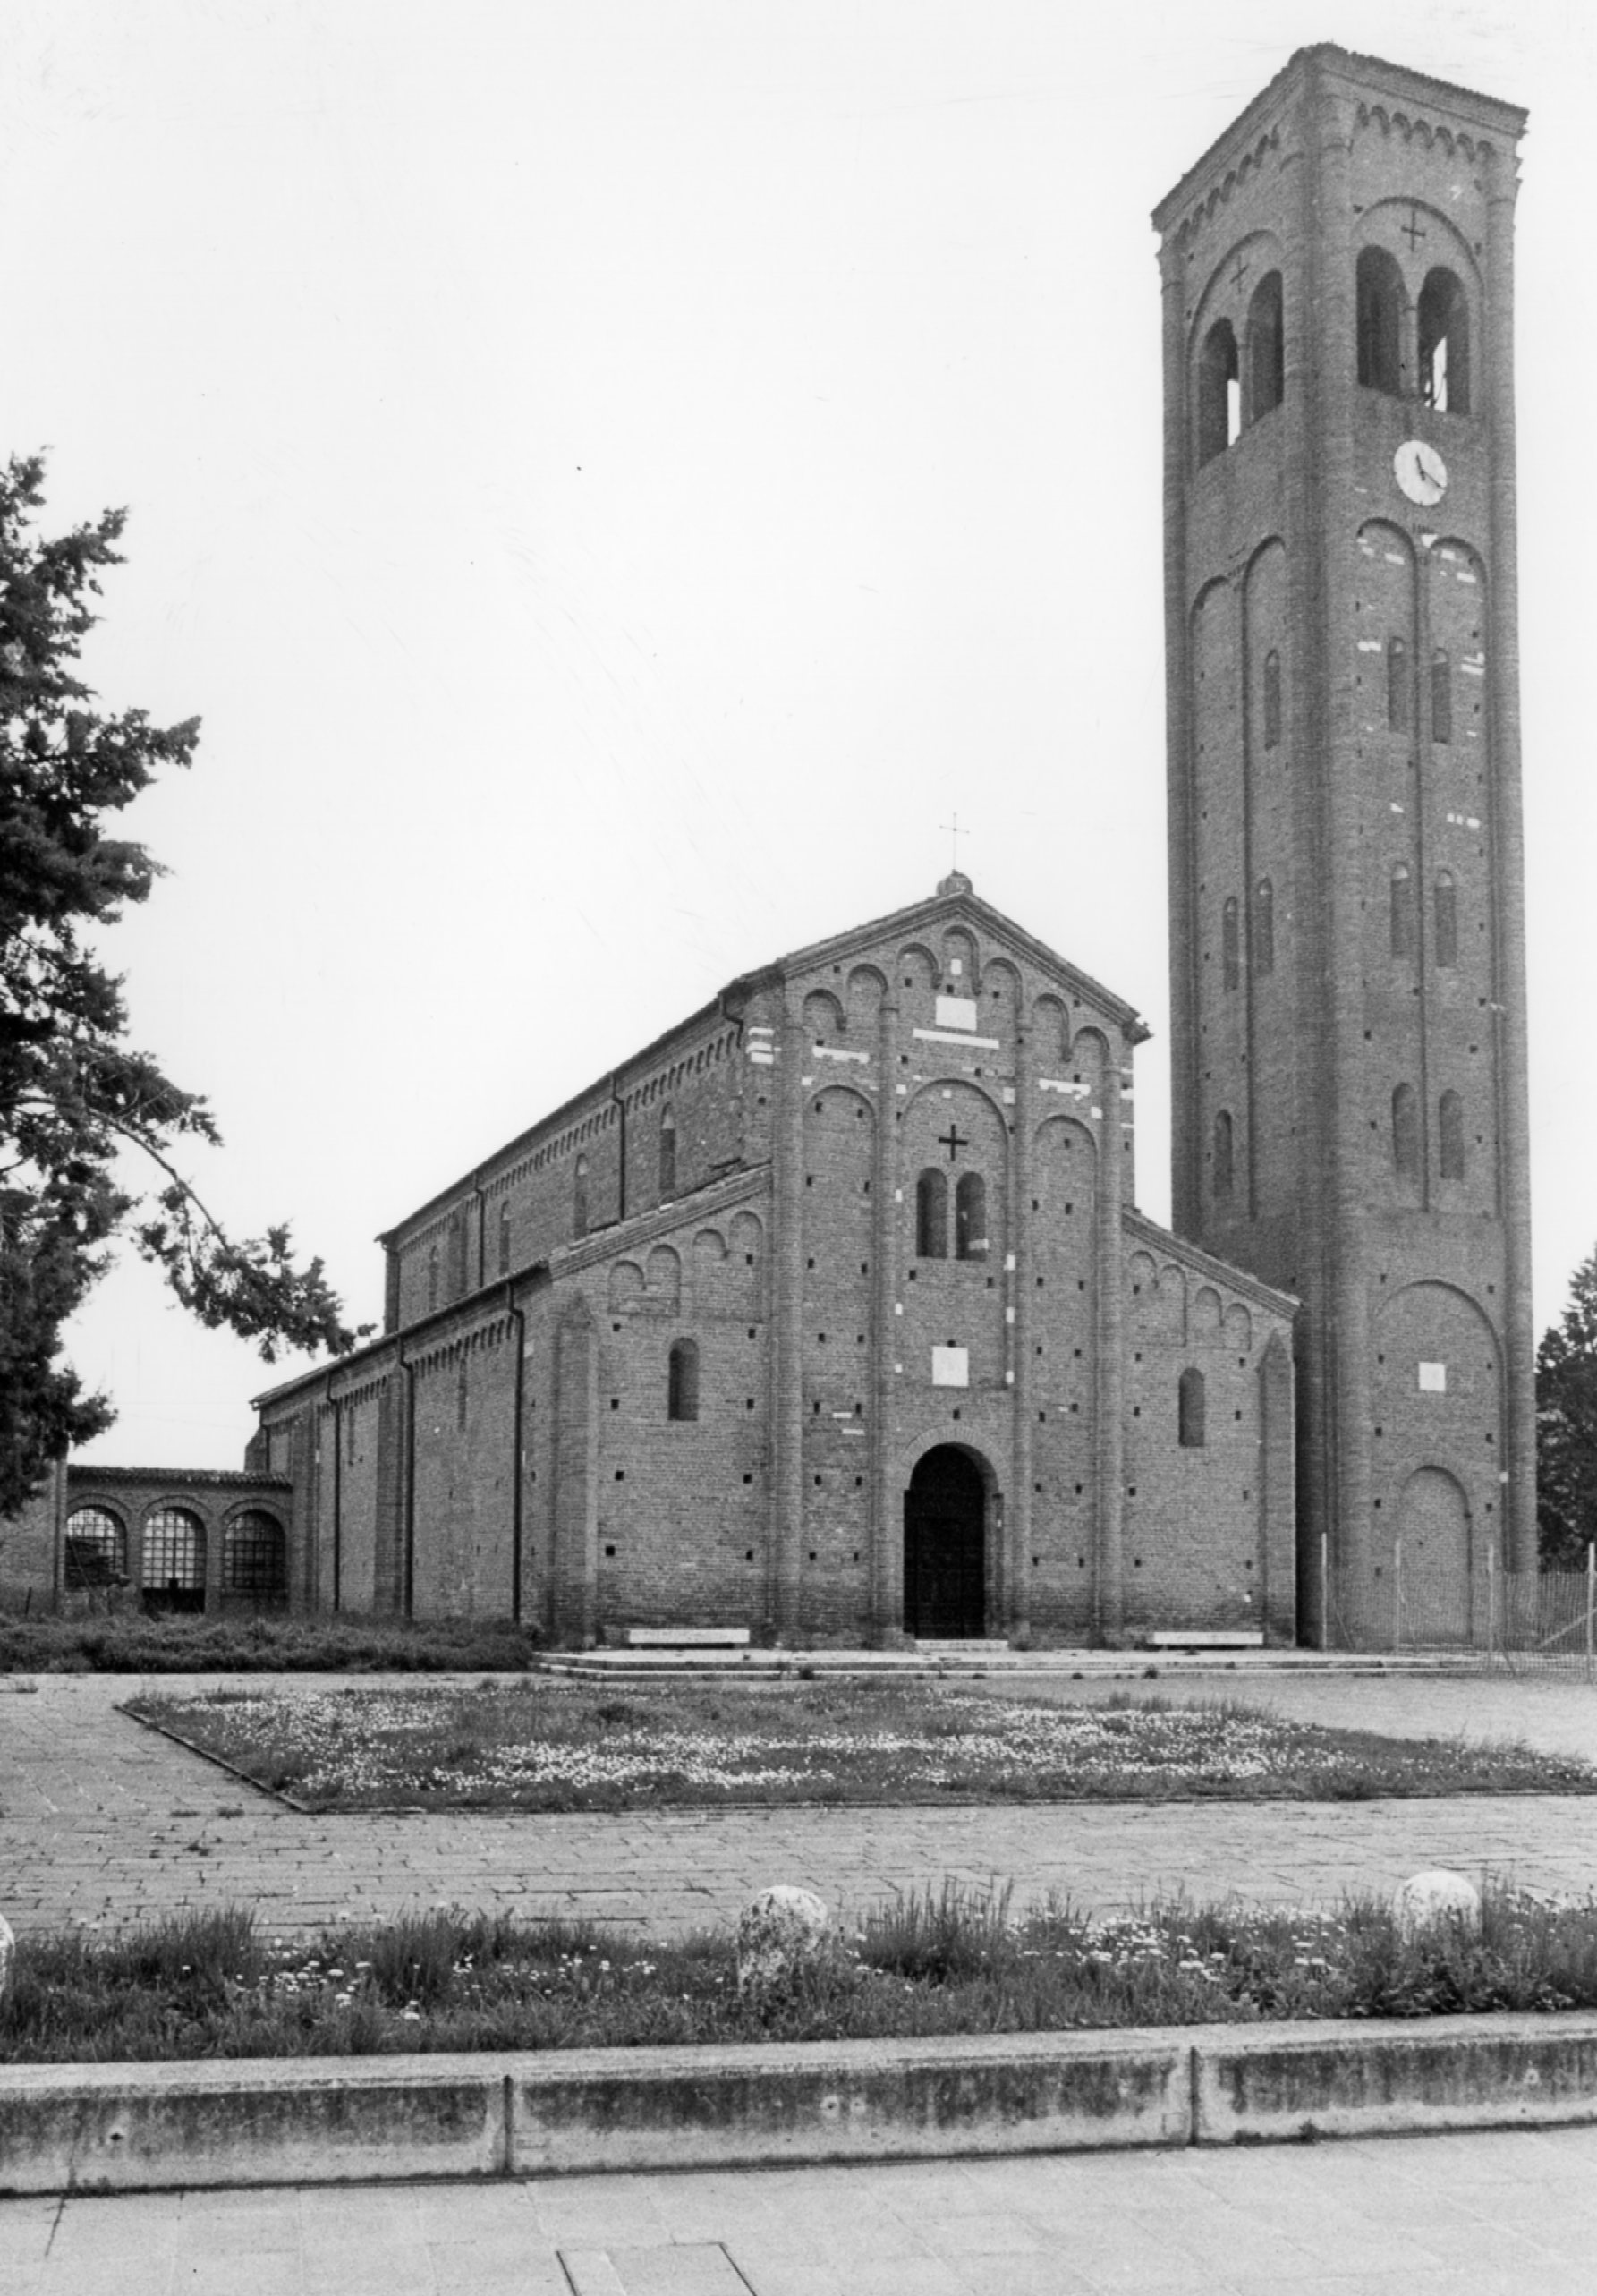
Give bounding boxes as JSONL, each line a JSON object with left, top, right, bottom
{"left": 224, "top": 1511, "right": 286, "bottom": 1596}
{"left": 1197, "top": 318, "right": 1240, "bottom": 465}
{"left": 1387, "top": 637, "right": 1412, "bottom": 734}
{"left": 1418, "top": 267, "right": 1470, "bottom": 413}
{"left": 659, "top": 1105, "right": 676, "bottom": 1199}
{"left": 1392, "top": 1083, "right": 1420, "bottom": 1183}
{"left": 667, "top": 1338, "right": 699, "bottom": 1422}
{"left": 1262, "top": 649, "right": 1282, "bottom": 748}
{"left": 497, "top": 1199, "right": 512, "bottom": 1277}
{"left": 573, "top": 1152, "right": 589, "bottom": 1238}
{"left": 1247, "top": 270, "right": 1284, "bottom": 421}
{"left": 1253, "top": 879, "right": 1275, "bottom": 976}
{"left": 1356, "top": 246, "right": 1404, "bottom": 394}
{"left": 1390, "top": 863, "right": 1416, "bottom": 960}
{"left": 1222, "top": 897, "right": 1240, "bottom": 991}
{"left": 1178, "top": 1367, "right": 1206, "bottom": 1449}
{"left": 1434, "top": 871, "right": 1458, "bottom": 969}
{"left": 955, "top": 1170, "right": 988, "bottom": 1261}
{"left": 64, "top": 1506, "right": 125, "bottom": 1588}
{"left": 1212, "top": 1110, "right": 1235, "bottom": 1207}
{"left": 915, "top": 1167, "right": 948, "bottom": 1259}
{"left": 1439, "top": 1090, "right": 1465, "bottom": 1181}
{"left": 1431, "top": 647, "right": 1452, "bottom": 744}
{"left": 427, "top": 1245, "right": 439, "bottom": 1313}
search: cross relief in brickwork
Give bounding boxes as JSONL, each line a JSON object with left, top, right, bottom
{"left": 938, "top": 1124, "right": 970, "bottom": 1161}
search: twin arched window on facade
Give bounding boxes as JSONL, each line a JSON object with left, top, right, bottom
{"left": 1391, "top": 1084, "right": 1466, "bottom": 1184}
{"left": 1357, "top": 248, "right": 1472, "bottom": 413}
{"left": 1390, "top": 864, "right": 1459, "bottom": 966}
{"left": 1197, "top": 269, "right": 1285, "bottom": 466}
{"left": 1221, "top": 883, "right": 1273, "bottom": 987}
{"left": 915, "top": 1168, "right": 988, "bottom": 1262}
{"left": 1388, "top": 640, "right": 1453, "bottom": 742}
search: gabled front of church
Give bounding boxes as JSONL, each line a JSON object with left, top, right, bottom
{"left": 249, "top": 877, "right": 1297, "bottom": 1645}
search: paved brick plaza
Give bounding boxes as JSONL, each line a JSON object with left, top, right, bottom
{"left": 6, "top": 1666, "right": 1597, "bottom": 1937}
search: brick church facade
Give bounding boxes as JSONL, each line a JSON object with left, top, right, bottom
{"left": 12, "top": 46, "right": 1537, "bottom": 1648}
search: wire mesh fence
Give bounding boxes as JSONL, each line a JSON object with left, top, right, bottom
{"left": 1321, "top": 1538, "right": 1597, "bottom": 1671}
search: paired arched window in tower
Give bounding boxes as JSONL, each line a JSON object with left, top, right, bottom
{"left": 659, "top": 1104, "right": 676, "bottom": 1200}
{"left": 1356, "top": 246, "right": 1405, "bottom": 395}
{"left": 1221, "top": 897, "right": 1240, "bottom": 991}
{"left": 1212, "top": 1110, "right": 1235, "bottom": 1207}
{"left": 1434, "top": 871, "right": 1458, "bottom": 969}
{"left": 1262, "top": 649, "right": 1282, "bottom": 748}
{"left": 1418, "top": 268, "right": 1471, "bottom": 413}
{"left": 1392, "top": 1083, "right": 1420, "bottom": 1184}
{"left": 667, "top": 1338, "right": 699, "bottom": 1422}
{"left": 573, "top": 1153, "right": 589, "bottom": 1238}
{"left": 1197, "top": 319, "right": 1241, "bottom": 465}
{"left": 1387, "top": 638, "right": 1412, "bottom": 734}
{"left": 1247, "top": 271, "right": 1284, "bottom": 421}
{"left": 915, "top": 1168, "right": 948, "bottom": 1259}
{"left": 955, "top": 1171, "right": 988, "bottom": 1262}
{"left": 1431, "top": 648, "right": 1452, "bottom": 744}
{"left": 1390, "top": 863, "right": 1416, "bottom": 960}
{"left": 1253, "top": 879, "right": 1275, "bottom": 976}
{"left": 1438, "top": 1090, "right": 1466, "bottom": 1181}
{"left": 1177, "top": 1367, "right": 1207, "bottom": 1449}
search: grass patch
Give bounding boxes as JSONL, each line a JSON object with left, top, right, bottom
{"left": 124, "top": 1679, "right": 1597, "bottom": 1811}
{"left": 0, "top": 1613, "right": 541, "bottom": 1675}
{"left": 6, "top": 1882, "right": 1597, "bottom": 2062}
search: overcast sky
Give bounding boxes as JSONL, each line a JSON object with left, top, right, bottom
{"left": 16, "top": 0, "right": 1594, "bottom": 1468}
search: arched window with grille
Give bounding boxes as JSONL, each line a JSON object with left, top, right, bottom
{"left": 1246, "top": 270, "right": 1284, "bottom": 421}
{"left": 497, "top": 1198, "right": 512, "bottom": 1277}
{"left": 64, "top": 1506, "right": 125, "bottom": 1590}
{"left": 1387, "top": 637, "right": 1412, "bottom": 733}
{"left": 142, "top": 1505, "right": 206, "bottom": 1615}
{"left": 1212, "top": 1110, "right": 1235, "bottom": 1207}
{"left": 915, "top": 1167, "right": 948, "bottom": 1259}
{"left": 224, "top": 1511, "right": 286, "bottom": 1600}
{"left": 659, "top": 1105, "right": 676, "bottom": 1199}
{"left": 1356, "top": 246, "right": 1404, "bottom": 394}
{"left": 667, "top": 1337, "right": 700, "bottom": 1422}
{"left": 1434, "top": 871, "right": 1458, "bottom": 968}
{"left": 1253, "top": 879, "right": 1275, "bottom": 976}
{"left": 1392, "top": 1083, "right": 1420, "bottom": 1184}
{"left": 1390, "top": 862, "right": 1416, "bottom": 960}
{"left": 1222, "top": 897, "right": 1240, "bottom": 991}
{"left": 955, "top": 1170, "right": 988, "bottom": 1262}
{"left": 1196, "top": 318, "right": 1240, "bottom": 465}
{"left": 1418, "top": 267, "right": 1471, "bottom": 413}
{"left": 573, "top": 1152, "right": 589, "bottom": 1238}
{"left": 1262, "top": 648, "right": 1282, "bottom": 747}
{"left": 1178, "top": 1367, "right": 1207, "bottom": 1449}
{"left": 1431, "top": 647, "right": 1452, "bottom": 744}
{"left": 1439, "top": 1090, "right": 1465, "bottom": 1181}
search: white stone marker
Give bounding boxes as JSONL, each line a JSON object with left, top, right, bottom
{"left": 735, "top": 1886, "right": 829, "bottom": 1993}
{"left": 1393, "top": 1869, "right": 1482, "bottom": 1941}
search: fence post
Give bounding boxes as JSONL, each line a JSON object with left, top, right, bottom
{"left": 1487, "top": 1540, "right": 1495, "bottom": 1668}
{"left": 1321, "top": 1531, "right": 1329, "bottom": 1653}
{"left": 1393, "top": 1535, "right": 1403, "bottom": 1655}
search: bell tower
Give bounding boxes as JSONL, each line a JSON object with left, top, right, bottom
{"left": 1154, "top": 48, "right": 1534, "bottom": 1644}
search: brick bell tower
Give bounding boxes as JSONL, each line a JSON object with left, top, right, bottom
{"left": 1153, "top": 47, "right": 1534, "bottom": 1645}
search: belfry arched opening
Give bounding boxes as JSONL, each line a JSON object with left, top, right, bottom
{"left": 903, "top": 1447, "right": 988, "bottom": 1639}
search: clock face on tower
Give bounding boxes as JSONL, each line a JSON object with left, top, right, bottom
{"left": 1394, "top": 438, "right": 1448, "bottom": 506}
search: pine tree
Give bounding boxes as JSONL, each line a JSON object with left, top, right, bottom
{"left": 0, "top": 454, "right": 364, "bottom": 1514}
{"left": 1537, "top": 1243, "right": 1597, "bottom": 1570}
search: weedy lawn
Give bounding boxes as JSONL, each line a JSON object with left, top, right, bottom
{"left": 125, "top": 1679, "right": 1597, "bottom": 1811}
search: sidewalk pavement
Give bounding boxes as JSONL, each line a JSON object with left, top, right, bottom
{"left": 7, "top": 2123, "right": 1597, "bottom": 2293}
{"left": 7, "top": 1668, "right": 1597, "bottom": 1938}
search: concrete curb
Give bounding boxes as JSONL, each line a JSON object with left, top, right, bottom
{"left": 8, "top": 2011, "right": 1597, "bottom": 2193}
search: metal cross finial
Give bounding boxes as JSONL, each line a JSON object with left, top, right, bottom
{"left": 940, "top": 812, "right": 965, "bottom": 872}
{"left": 1402, "top": 206, "right": 1427, "bottom": 251}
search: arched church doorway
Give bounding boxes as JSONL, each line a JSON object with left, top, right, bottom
{"left": 903, "top": 1446, "right": 987, "bottom": 1638}
{"left": 1397, "top": 1467, "right": 1472, "bottom": 1645}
